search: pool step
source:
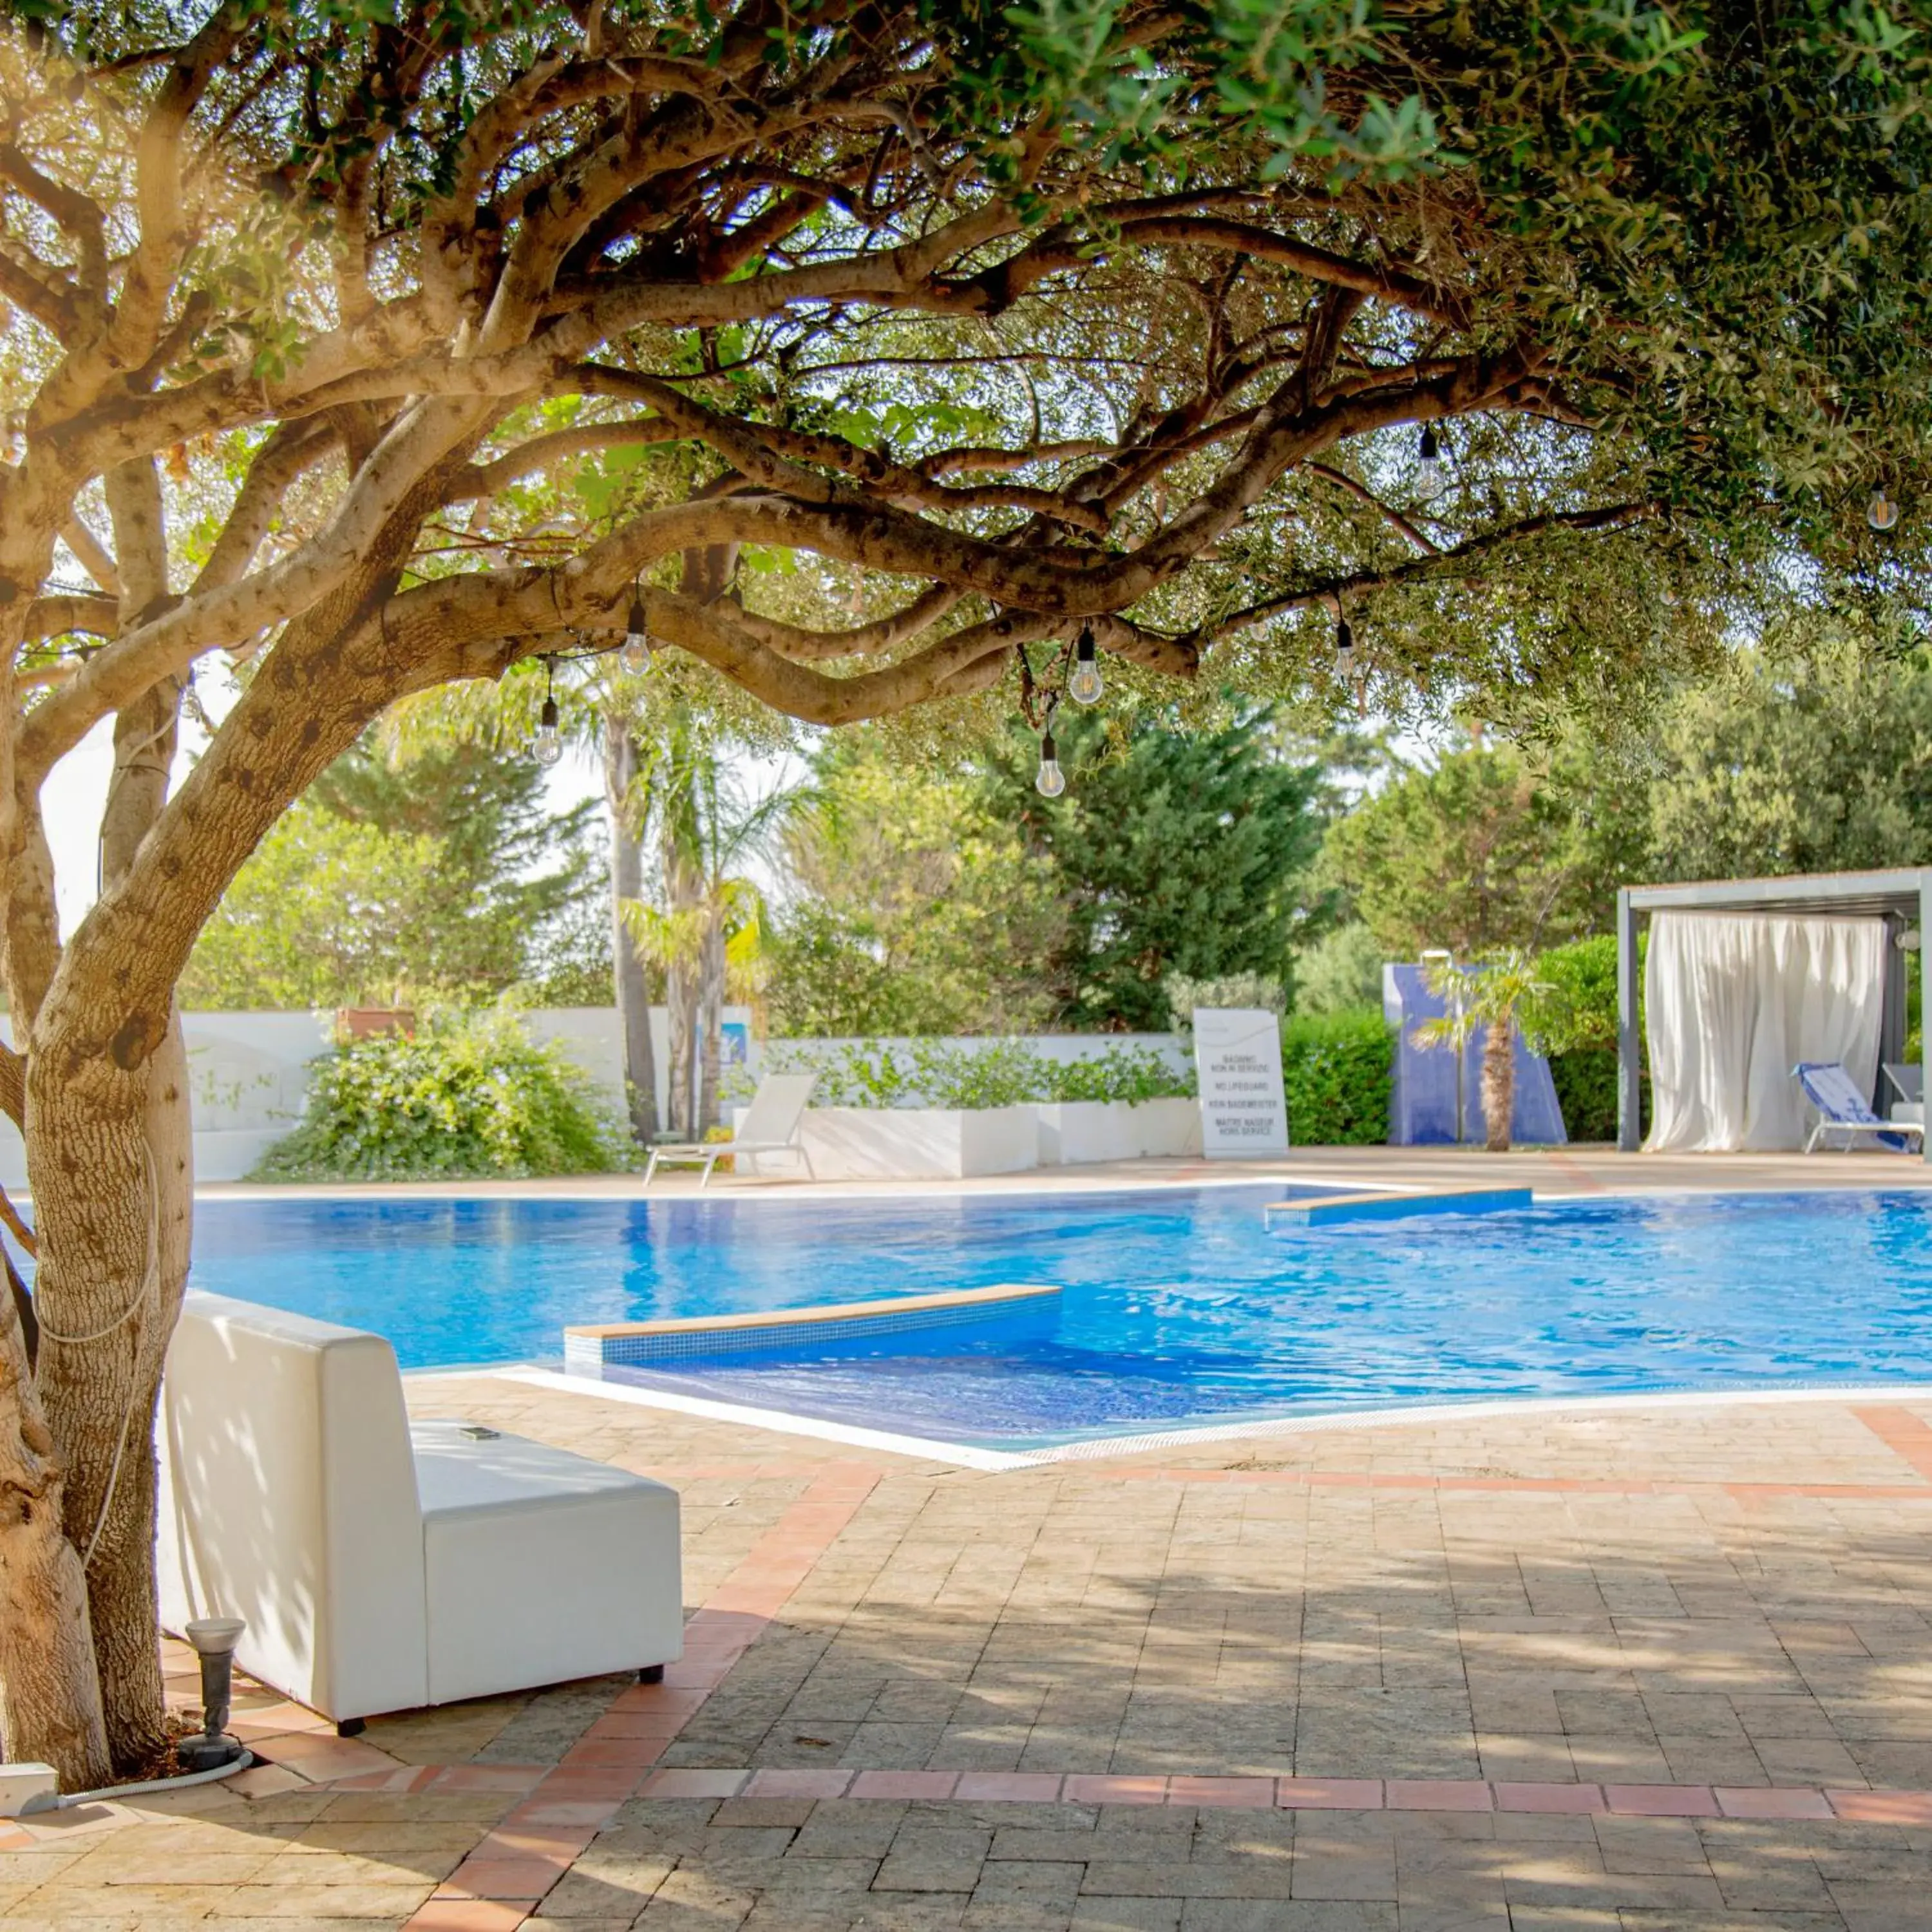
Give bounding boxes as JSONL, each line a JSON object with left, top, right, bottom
{"left": 565, "top": 1283, "right": 1062, "bottom": 1374}
{"left": 1265, "top": 1187, "right": 1534, "bottom": 1229}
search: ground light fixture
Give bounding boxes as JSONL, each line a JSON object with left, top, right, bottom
{"left": 1869, "top": 486, "right": 1900, "bottom": 532}
{"left": 1035, "top": 726, "right": 1066, "bottom": 797}
{"left": 1417, "top": 423, "right": 1443, "bottom": 498}
{"left": 1067, "top": 624, "right": 1104, "bottom": 706}
{"left": 178, "top": 1617, "right": 247, "bottom": 1772}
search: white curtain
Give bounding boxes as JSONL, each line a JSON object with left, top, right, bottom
{"left": 1644, "top": 912, "right": 1888, "bottom": 1151}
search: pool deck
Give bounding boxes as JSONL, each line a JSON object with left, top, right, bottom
{"left": 203, "top": 1139, "right": 1932, "bottom": 1202}
{"left": 12, "top": 1151, "right": 1932, "bottom": 1929}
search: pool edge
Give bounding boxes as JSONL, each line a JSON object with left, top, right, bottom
{"left": 433, "top": 1366, "right": 1932, "bottom": 1473}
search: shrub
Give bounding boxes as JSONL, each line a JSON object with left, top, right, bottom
{"left": 1524, "top": 934, "right": 1620, "bottom": 1053}
{"left": 254, "top": 1007, "right": 630, "bottom": 1180}
{"left": 764, "top": 1037, "right": 1194, "bottom": 1108}
{"left": 1282, "top": 1008, "right": 1394, "bottom": 1145}
{"left": 1041, "top": 1044, "right": 1194, "bottom": 1104}
{"left": 1528, "top": 934, "right": 1649, "bottom": 1142}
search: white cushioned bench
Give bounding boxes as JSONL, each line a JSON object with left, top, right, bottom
{"left": 156, "top": 1291, "right": 682, "bottom": 1724}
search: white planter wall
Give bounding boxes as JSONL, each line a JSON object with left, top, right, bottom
{"left": 791, "top": 1104, "right": 1040, "bottom": 1180}
{"left": 1132, "top": 1096, "right": 1204, "bottom": 1157}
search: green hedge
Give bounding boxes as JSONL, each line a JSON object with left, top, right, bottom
{"left": 255, "top": 1007, "right": 630, "bottom": 1180}
{"left": 1282, "top": 1008, "right": 1395, "bottom": 1146}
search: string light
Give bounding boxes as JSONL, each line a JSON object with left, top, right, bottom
{"left": 534, "top": 657, "right": 563, "bottom": 767}
{"left": 1035, "top": 726, "right": 1066, "bottom": 798}
{"left": 1334, "top": 612, "right": 1355, "bottom": 680}
{"left": 621, "top": 582, "right": 652, "bottom": 673}
{"left": 1417, "top": 424, "right": 1443, "bottom": 498}
{"left": 1068, "top": 623, "right": 1104, "bottom": 706}
{"left": 1869, "top": 486, "right": 1900, "bottom": 533}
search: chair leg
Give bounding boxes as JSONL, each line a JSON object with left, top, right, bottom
{"left": 700, "top": 1151, "right": 717, "bottom": 1189}
{"left": 643, "top": 1150, "right": 659, "bottom": 1188}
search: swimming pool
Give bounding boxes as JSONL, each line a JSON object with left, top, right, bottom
{"left": 189, "top": 1185, "right": 1932, "bottom": 1450}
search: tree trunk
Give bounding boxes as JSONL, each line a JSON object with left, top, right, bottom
{"left": 0, "top": 1263, "right": 109, "bottom": 1788}
{"left": 696, "top": 904, "right": 725, "bottom": 1135}
{"left": 1481, "top": 1012, "right": 1516, "bottom": 1153}
{"left": 603, "top": 721, "right": 659, "bottom": 1146}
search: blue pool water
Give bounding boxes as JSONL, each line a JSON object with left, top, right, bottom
{"left": 188, "top": 1186, "right": 1932, "bottom": 1449}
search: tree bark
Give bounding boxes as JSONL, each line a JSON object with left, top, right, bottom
{"left": 0, "top": 1256, "right": 109, "bottom": 1788}
{"left": 1482, "top": 1014, "right": 1516, "bottom": 1153}
{"left": 604, "top": 720, "right": 659, "bottom": 1146}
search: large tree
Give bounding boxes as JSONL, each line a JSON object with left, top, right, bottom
{"left": 988, "top": 705, "right": 1328, "bottom": 1028}
{"left": 3, "top": 0, "right": 1932, "bottom": 1785}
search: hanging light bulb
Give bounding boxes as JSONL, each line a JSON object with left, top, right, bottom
{"left": 620, "top": 584, "right": 652, "bottom": 673}
{"left": 1868, "top": 486, "right": 1900, "bottom": 533}
{"left": 1035, "top": 728, "right": 1066, "bottom": 798}
{"left": 1068, "top": 624, "right": 1104, "bottom": 706}
{"left": 535, "top": 694, "right": 563, "bottom": 766}
{"left": 533, "top": 658, "right": 563, "bottom": 766}
{"left": 1334, "top": 614, "right": 1355, "bottom": 681}
{"left": 1417, "top": 424, "right": 1443, "bottom": 499}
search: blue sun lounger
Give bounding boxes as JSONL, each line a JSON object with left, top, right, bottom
{"left": 1794, "top": 1061, "right": 1926, "bottom": 1153}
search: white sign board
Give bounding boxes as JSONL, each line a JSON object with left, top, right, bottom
{"left": 1193, "top": 1009, "right": 1290, "bottom": 1158}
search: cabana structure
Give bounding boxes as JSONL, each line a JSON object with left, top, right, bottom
{"left": 1616, "top": 868, "right": 1932, "bottom": 1159}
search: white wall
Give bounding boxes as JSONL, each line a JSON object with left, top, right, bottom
{"left": 0, "top": 1005, "right": 755, "bottom": 1187}
{"left": 0, "top": 1018, "right": 1180, "bottom": 1187}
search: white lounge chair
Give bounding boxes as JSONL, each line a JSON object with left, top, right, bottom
{"left": 157, "top": 1291, "right": 683, "bottom": 1727}
{"left": 1794, "top": 1061, "right": 1927, "bottom": 1153}
{"left": 1883, "top": 1061, "right": 1926, "bottom": 1128}
{"left": 644, "top": 1071, "right": 817, "bottom": 1188}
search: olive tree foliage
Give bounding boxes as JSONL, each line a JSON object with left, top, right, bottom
{"left": 1, "top": 0, "right": 1931, "bottom": 1788}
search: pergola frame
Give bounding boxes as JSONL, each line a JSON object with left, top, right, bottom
{"left": 1616, "top": 867, "right": 1932, "bottom": 1160}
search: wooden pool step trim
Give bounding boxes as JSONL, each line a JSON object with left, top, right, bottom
{"left": 1265, "top": 1186, "right": 1535, "bottom": 1227}
{"left": 567, "top": 1282, "right": 1059, "bottom": 1340}
{"left": 564, "top": 1283, "right": 1061, "bottom": 1372}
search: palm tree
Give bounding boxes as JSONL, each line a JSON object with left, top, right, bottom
{"left": 1415, "top": 949, "right": 1555, "bottom": 1152}
{"left": 620, "top": 707, "right": 788, "bottom": 1137}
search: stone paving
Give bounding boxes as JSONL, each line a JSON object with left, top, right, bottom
{"left": 9, "top": 1378, "right": 1932, "bottom": 1929}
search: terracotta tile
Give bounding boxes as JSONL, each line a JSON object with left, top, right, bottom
{"left": 1493, "top": 1782, "right": 1605, "bottom": 1814}
{"left": 558, "top": 1739, "right": 663, "bottom": 1770}
{"left": 848, "top": 1770, "right": 960, "bottom": 1799}
{"left": 1276, "top": 1779, "right": 1383, "bottom": 1809}
{"left": 431, "top": 1767, "right": 549, "bottom": 1794}
{"left": 1165, "top": 1776, "right": 1276, "bottom": 1808}
{"left": 1828, "top": 1788, "right": 1932, "bottom": 1823}
{"left": 952, "top": 1773, "right": 1065, "bottom": 1801}
{"left": 1604, "top": 1783, "right": 1719, "bottom": 1816}
{"left": 1061, "top": 1776, "right": 1167, "bottom": 1806}
{"left": 406, "top": 1899, "right": 536, "bottom": 1931}
{"left": 1385, "top": 1780, "right": 1493, "bottom": 1811}
{"left": 440, "top": 1855, "right": 573, "bottom": 1899}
